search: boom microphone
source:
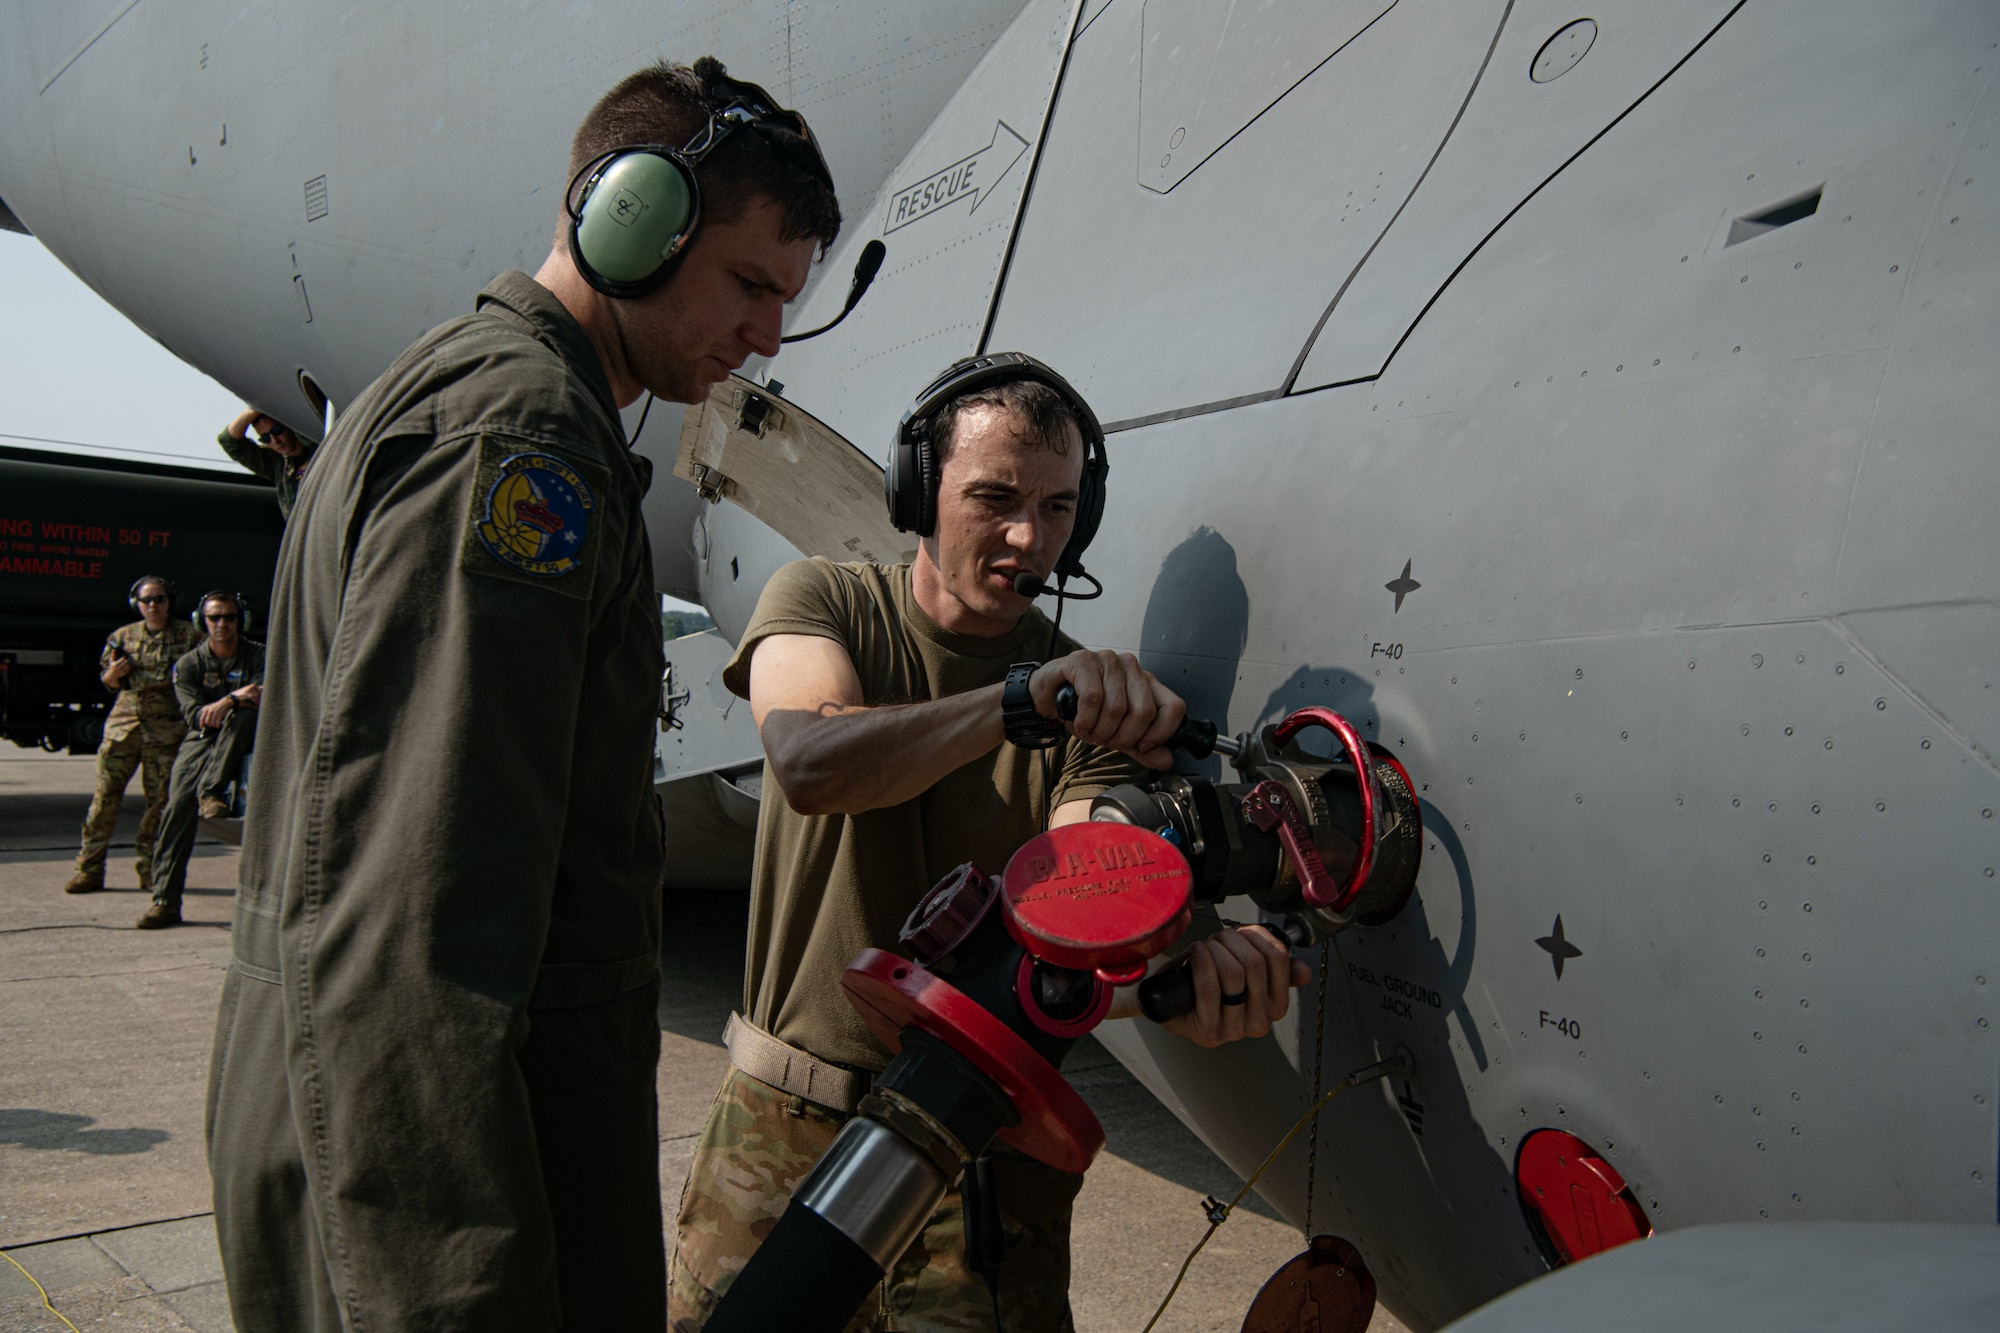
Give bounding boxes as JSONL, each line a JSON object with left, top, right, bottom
{"left": 1011, "top": 569, "right": 1102, "bottom": 602}
{"left": 781, "top": 240, "right": 888, "bottom": 344}
{"left": 850, "top": 238, "right": 887, "bottom": 293}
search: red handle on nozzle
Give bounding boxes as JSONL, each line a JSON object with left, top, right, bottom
{"left": 1265, "top": 707, "right": 1378, "bottom": 913}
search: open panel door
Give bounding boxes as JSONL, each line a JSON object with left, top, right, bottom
{"left": 674, "top": 375, "right": 918, "bottom": 568}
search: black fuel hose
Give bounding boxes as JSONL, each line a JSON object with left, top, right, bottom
{"left": 707, "top": 1031, "right": 1017, "bottom": 1333}
{"left": 703, "top": 1204, "right": 881, "bottom": 1333}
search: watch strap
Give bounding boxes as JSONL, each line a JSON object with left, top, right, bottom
{"left": 1003, "top": 662, "right": 1063, "bottom": 749}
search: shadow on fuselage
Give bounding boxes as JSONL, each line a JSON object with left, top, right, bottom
{"left": 1136, "top": 525, "right": 1250, "bottom": 760}
{"left": 1120, "top": 525, "right": 1535, "bottom": 1326}
{"left": 1248, "top": 668, "right": 1540, "bottom": 1327}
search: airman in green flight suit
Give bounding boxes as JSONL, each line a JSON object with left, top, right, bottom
{"left": 204, "top": 58, "right": 841, "bottom": 1332}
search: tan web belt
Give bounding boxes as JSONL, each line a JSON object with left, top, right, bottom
{"left": 723, "top": 1011, "right": 872, "bottom": 1114}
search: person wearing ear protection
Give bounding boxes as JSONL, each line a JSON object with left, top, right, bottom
{"left": 204, "top": 58, "right": 840, "bottom": 1331}
{"left": 137, "top": 591, "right": 264, "bottom": 930}
{"left": 64, "top": 575, "right": 201, "bottom": 896}
{"left": 669, "top": 356, "right": 1308, "bottom": 1332}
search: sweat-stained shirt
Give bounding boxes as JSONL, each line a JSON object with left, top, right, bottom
{"left": 723, "top": 557, "right": 1147, "bottom": 1072}
{"left": 207, "top": 270, "right": 665, "bottom": 1331}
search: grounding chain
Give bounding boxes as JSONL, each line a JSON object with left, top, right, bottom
{"left": 1302, "top": 937, "right": 1330, "bottom": 1237}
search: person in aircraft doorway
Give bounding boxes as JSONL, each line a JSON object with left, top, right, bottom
{"left": 219, "top": 408, "right": 318, "bottom": 521}
{"left": 137, "top": 590, "right": 263, "bottom": 930}
{"left": 204, "top": 57, "right": 841, "bottom": 1333}
{"left": 64, "top": 575, "right": 200, "bottom": 897}
{"left": 668, "top": 356, "right": 1312, "bottom": 1332}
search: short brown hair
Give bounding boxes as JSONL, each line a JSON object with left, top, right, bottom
{"left": 568, "top": 57, "right": 841, "bottom": 248}
{"left": 934, "top": 379, "right": 1083, "bottom": 466}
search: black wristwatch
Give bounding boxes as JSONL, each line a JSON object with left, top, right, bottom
{"left": 1002, "top": 662, "right": 1063, "bottom": 749}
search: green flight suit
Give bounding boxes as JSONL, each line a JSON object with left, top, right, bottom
{"left": 218, "top": 429, "right": 318, "bottom": 520}
{"left": 150, "top": 637, "right": 266, "bottom": 912}
{"left": 76, "top": 619, "right": 201, "bottom": 884}
{"left": 207, "top": 271, "right": 667, "bottom": 1332}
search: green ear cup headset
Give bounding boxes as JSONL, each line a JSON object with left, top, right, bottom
{"left": 565, "top": 71, "right": 834, "bottom": 300}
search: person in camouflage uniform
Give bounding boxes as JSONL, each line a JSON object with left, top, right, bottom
{"left": 66, "top": 576, "right": 201, "bottom": 894}
{"left": 671, "top": 370, "right": 1307, "bottom": 1332}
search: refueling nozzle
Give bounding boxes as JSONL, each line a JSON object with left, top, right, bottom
{"left": 1087, "top": 703, "right": 1425, "bottom": 936}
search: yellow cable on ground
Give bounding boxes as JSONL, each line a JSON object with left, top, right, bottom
{"left": 2, "top": 1248, "right": 85, "bottom": 1333}
{"left": 1139, "top": 1049, "right": 1411, "bottom": 1333}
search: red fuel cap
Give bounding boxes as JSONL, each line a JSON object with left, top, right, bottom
{"left": 1516, "top": 1129, "right": 1654, "bottom": 1264}
{"left": 1000, "top": 824, "right": 1191, "bottom": 984}
{"left": 1241, "top": 1235, "right": 1377, "bottom": 1333}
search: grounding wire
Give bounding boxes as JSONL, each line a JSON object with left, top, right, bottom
{"left": 1138, "top": 1050, "right": 1409, "bottom": 1333}
{"left": 2, "top": 1250, "right": 82, "bottom": 1333}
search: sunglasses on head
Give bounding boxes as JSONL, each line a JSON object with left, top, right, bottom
{"left": 700, "top": 73, "right": 835, "bottom": 191}
{"left": 565, "top": 73, "right": 835, "bottom": 220}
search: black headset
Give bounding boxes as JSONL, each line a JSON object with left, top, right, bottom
{"left": 885, "top": 353, "right": 1108, "bottom": 584}
{"left": 191, "top": 589, "right": 252, "bottom": 634}
{"left": 566, "top": 70, "right": 833, "bottom": 300}
{"left": 128, "top": 575, "right": 177, "bottom": 613}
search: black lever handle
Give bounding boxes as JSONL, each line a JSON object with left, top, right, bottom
{"left": 1133, "top": 919, "right": 1313, "bottom": 1023}
{"left": 1053, "top": 684, "right": 1234, "bottom": 758}
{"left": 1137, "top": 964, "right": 1198, "bottom": 1023}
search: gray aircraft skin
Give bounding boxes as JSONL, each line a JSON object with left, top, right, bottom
{"left": 5, "top": 1, "right": 1998, "bottom": 1329}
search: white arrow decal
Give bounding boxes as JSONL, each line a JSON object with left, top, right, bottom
{"left": 882, "top": 121, "right": 1030, "bottom": 236}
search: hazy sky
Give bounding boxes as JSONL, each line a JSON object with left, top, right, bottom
{"left": 4, "top": 231, "right": 709, "bottom": 616}
{"left": 2, "top": 232, "right": 247, "bottom": 473}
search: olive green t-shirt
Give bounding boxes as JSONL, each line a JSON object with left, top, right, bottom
{"left": 724, "top": 558, "right": 1148, "bottom": 1071}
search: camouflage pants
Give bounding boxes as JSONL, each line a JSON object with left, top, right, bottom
{"left": 75, "top": 729, "right": 178, "bottom": 884}
{"left": 670, "top": 1067, "right": 1081, "bottom": 1333}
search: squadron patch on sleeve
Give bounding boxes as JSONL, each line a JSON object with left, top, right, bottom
{"left": 460, "top": 439, "right": 609, "bottom": 599}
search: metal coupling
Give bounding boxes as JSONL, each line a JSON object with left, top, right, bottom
{"left": 857, "top": 1087, "right": 969, "bottom": 1184}
{"left": 794, "top": 1116, "right": 952, "bottom": 1271}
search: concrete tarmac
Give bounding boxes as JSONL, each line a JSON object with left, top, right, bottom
{"left": 1, "top": 749, "right": 1408, "bottom": 1333}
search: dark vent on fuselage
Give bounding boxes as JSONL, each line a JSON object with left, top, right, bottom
{"left": 1727, "top": 185, "right": 1823, "bottom": 246}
